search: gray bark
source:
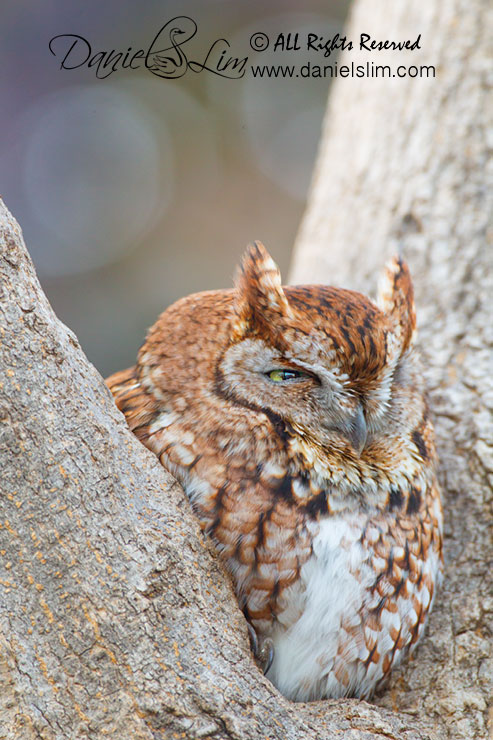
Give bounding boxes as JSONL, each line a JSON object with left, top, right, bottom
{"left": 1, "top": 0, "right": 491, "bottom": 738}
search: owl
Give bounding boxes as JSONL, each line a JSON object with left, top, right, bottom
{"left": 106, "top": 242, "right": 443, "bottom": 701}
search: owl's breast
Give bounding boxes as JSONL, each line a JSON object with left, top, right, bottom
{"left": 137, "top": 405, "right": 442, "bottom": 702}
{"left": 264, "top": 505, "right": 442, "bottom": 701}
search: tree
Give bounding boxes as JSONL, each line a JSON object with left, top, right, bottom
{"left": 1, "top": 1, "right": 491, "bottom": 738}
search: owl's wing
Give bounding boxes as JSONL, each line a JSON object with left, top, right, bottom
{"left": 106, "top": 367, "right": 160, "bottom": 441}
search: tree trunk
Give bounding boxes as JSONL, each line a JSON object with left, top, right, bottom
{"left": 1, "top": 1, "right": 491, "bottom": 739}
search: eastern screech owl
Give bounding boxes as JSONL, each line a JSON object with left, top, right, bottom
{"left": 106, "top": 242, "right": 443, "bottom": 701}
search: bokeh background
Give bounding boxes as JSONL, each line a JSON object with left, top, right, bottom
{"left": 1, "top": 0, "right": 351, "bottom": 376}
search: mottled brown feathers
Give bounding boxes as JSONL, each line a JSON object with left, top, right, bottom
{"left": 106, "top": 241, "right": 442, "bottom": 701}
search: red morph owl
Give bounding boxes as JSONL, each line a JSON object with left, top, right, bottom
{"left": 107, "top": 242, "right": 443, "bottom": 701}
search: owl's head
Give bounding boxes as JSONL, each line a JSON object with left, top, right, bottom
{"left": 218, "top": 241, "right": 418, "bottom": 457}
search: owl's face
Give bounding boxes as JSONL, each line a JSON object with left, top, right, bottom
{"left": 139, "top": 242, "right": 419, "bottom": 466}
{"left": 221, "top": 333, "right": 372, "bottom": 456}
{"left": 216, "top": 243, "right": 418, "bottom": 459}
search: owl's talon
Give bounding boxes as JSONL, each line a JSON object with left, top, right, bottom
{"left": 247, "top": 624, "right": 274, "bottom": 674}
{"left": 247, "top": 622, "right": 258, "bottom": 655}
{"left": 258, "top": 637, "right": 274, "bottom": 674}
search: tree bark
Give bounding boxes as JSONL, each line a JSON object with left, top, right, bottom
{"left": 1, "top": 1, "right": 491, "bottom": 739}
{"left": 291, "top": 1, "right": 493, "bottom": 739}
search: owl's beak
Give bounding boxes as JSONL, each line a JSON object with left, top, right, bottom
{"left": 347, "top": 405, "right": 367, "bottom": 455}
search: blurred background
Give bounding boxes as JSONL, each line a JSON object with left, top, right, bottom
{"left": 1, "top": 0, "right": 351, "bottom": 376}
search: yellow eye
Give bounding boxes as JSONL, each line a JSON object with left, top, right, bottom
{"left": 267, "top": 369, "right": 305, "bottom": 382}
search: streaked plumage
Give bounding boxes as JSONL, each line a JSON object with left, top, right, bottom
{"left": 107, "top": 242, "right": 443, "bottom": 700}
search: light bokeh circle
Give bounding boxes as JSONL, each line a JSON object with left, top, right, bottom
{"left": 23, "top": 84, "right": 173, "bottom": 276}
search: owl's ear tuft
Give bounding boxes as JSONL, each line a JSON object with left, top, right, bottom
{"left": 233, "top": 241, "right": 292, "bottom": 336}
{"left": 377, "top": 257, "right": 416, "bottom": 351}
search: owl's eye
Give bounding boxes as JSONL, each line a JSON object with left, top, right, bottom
{"left": 266, "top": 369, "right": 307, "bottom": 383}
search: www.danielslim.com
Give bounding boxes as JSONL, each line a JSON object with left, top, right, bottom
{"left": 250, "top": 61, "right": 436, "bottom": 79}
